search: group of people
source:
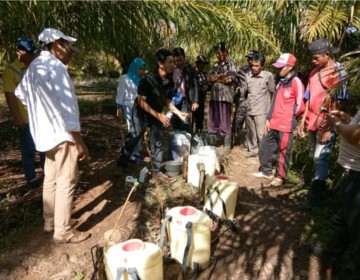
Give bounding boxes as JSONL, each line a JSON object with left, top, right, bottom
{"left": 3, "top": 26, "right": 360, "bottom": 276}
{"left": 114, "top": 39, "right": 359, "bottom": 277}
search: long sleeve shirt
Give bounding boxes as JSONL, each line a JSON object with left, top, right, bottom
{"left": 15, "top": 51, "right": 80, "bottom": 152}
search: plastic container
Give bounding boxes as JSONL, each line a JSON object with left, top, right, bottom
{"left": 187, "top": 150, "right": 219, "bottom": 188}
{"left": 104, "top": 239, "right": 163, "bottom": 280}
{"left": 204, "top": 176, "right": 239, "bottom": 220}
{"left": 166, "top": 206, "right": 211, "bottom": 269}
{"left": 198, "top": 146, "right": 220, "bottom": 173}
{"left": 139, "top": 166, "right": 149, "bottom": 183}
{"left": 187, "top": 154, "right": 201, "bottom": 188}
{"left": 125, "top": 176, "right": 137, "bottom": 189}
{"left": 168, "top": 130, "right": 191, "bottom": 161}
{"left": 164, "top": 160, "right": 182, "bottom": 177}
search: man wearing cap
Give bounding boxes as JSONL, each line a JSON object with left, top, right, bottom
{"left": 207, "top": 42, "right": 237, "bottom": 155}
{"left": 298, "top": 38, "right": 350, "bottom": 209}
{"left": 193, "top": 55, "right": 209, "bottom": 133}
{"left": 252, "top": 53, "right": 305, "bottom": 186}
{"left": 240, "top": 53, "right": 276, "bottom": 158}
{"left": 15, "top": 28, "right": 90, "bottom": 244}
{"left": 233, "top": 50, "right": 259, "bottom": 142}
{"left": 3, "top": 38, "right": 45, "bottom": 188}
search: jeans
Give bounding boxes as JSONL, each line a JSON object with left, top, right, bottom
{"left": 118, "top": 107, "right": 164, "bottom": 172}
{"left": 308, "top": 130, "right": 336, "bottom": 181}
{"left": 19, "top": 124, "right": 45, "bottom": 183}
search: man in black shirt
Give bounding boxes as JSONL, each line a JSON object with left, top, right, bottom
{"left": 117, "top": 49, "right": 187, "bottom": 181}
{"left": 171, "top": 47, "right": 199, "bottom": 132}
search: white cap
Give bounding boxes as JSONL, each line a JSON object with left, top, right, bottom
{"left": 38, "top": 28, "right": 77, "bottom": 44}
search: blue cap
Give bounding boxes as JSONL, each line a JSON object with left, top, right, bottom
{"left": 15, "top": 37, "right": 38, "bottom": 54}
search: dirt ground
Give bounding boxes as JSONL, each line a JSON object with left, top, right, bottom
{"left": 0, "top": 113, "right": 318, "bottom": 280}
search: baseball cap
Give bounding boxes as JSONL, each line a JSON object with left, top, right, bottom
{"left": 15, "top": 38, "right": 38, "bottom": 54}
{"left": 245, "top": 49, "right": 259, "bottom": 58}
{"left": 38, "top": 28, "right": 80, "bottom": 53}
{"left": 308, "top": 38, "right": 340, "bottom": 55}
{"left": 272, "top": 53, "right": 297, "bottom": 68}
{"left": 38, "top": 28, "right": 76, "bottom": 44}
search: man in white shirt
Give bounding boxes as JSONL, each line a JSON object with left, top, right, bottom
{"left": 15, "top": 28, "right": 90, "bottom": 244}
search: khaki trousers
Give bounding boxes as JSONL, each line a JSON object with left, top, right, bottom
{"left": 43, "top": 141, "right": 78, "bottom": 238}
{"left": 245, "top": 114, "right": 267, "bottom": 154}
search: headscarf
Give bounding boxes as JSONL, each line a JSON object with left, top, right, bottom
{"left": 127, "top": 57, "right": 146, "bottom": 86}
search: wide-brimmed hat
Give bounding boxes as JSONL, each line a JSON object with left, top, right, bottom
{"left": 15, "top": 38, "right": 38, "bottom": 54}
{"left": 272, "top": 53, "right": 297, "bottom": 68}
{"left": 38, "top": 28, "right": 79, "bottom": 53}
{"left": 309, "top": 38, "right": 340, "bottom": 55}
{"left": 195, "top": 55, "right": 208, "bottom": 64}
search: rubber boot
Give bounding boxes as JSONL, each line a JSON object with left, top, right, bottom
{"left": 303, "top": 180, "right": 327, "bottom": 210}
{"left": 223, "top": 135, "right": 232, "bottom": 156}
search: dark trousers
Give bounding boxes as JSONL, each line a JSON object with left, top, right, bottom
{"left": 207, "top": 100, "right": 232, "bottom": 136}
{"left": 258, "top": 129, "right": 293, "bottom": 179}
{"left": 321, "top": 169, "right": 360, "bottom": 277}
{"left": 19, "top": 124, "right": 45, "bottom": 183}
{"left": 233, "top": 99, "right": 248, "bottom": 133}
{"left": 193, "top": 92, "right": 206, "bottom": 131}
{"left": 117, "top": 109, "right": 164, "bottom": 172}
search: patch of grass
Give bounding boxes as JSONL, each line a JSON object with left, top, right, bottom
{"left": 71, "top": 271, "right": 88, "bottom": 280}
{"left": 0, "top": 202, "right": 43, "bottom": 250}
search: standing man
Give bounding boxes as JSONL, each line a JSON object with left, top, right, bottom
{"left": 252, "top": 53, "right": 305, "bottom": 186}
{"left": 207, "top": 42, "right": 237, "bottom": 155}
{"left": 312, "top": 109, "right": 360, "bottom": 279}
{"left": 298, "top": 38, "right": 350, "bottom": 209}
{"left": 193, "top": 55, "right": 209, "bottom": 133}
{"left": 116, "top": 49, "right": 188, "bottom": 182}
{"left": 171, "top": 47, "right": 199, "bottom": 132}
{"left": 241, "top": 53, "right": 275, "bottom": 158}
{"left": 15, "top": 28, "right": 90, "bottom": 244}
{"left": 233, "top": 50, "right": 259, "bottom": 137}
{"left": 3, "top": 38, "right": 45, "bottom": 188}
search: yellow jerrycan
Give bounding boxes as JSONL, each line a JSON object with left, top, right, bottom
{"left": 104, "top": 239, "right": 163, "bottom": 280}
{"left": 204, "top": 175, "right": 239, "bottom": 220}
{"left": 158, "top": 206, "right": 211, "bottom": 274}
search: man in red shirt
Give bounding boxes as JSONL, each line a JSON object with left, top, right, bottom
{"left": 252, "top": 53, "right": 305, "bottom": 186}
{"left": 298, "top": 38, "right": 350, "bottom": 209}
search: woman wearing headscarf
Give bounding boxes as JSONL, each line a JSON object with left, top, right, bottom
{"left": 116, "top": 58, "right": 146, "bottom": 163}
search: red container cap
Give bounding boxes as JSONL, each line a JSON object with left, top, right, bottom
{"left": 180, "top": 207, "right": 196, "bottom": 216}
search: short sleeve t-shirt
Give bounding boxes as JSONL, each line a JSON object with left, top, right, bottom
{"left": 3, "top": 60, "right": 29, "bottom": 123}
{"left": 136, "top": 71, "right": 173, "bottom": 123}
{"left": 304, "top": 63, "right": 350, "bottom": 131}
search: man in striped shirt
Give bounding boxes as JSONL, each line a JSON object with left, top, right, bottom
{"left": 312, "top": 109, "right": 360, "bottom": 278}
